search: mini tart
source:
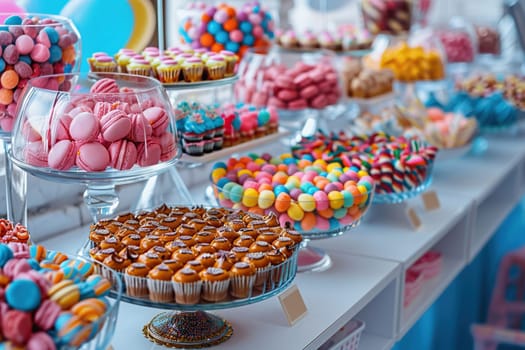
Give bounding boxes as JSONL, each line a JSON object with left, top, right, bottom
{"left": 227, "top": 219, "right": 245, "bottom": 231}
{"left": 121, "top": 234, "right": 142, "bottom": 247}
{"left": 160, "top": 216, "right": 182, "bottom": 229}
{"left": 281, "top": 230, "right": 303, "bottom": 244}
{"left": 272, "top": 236, "right": 295, "bottom": 250}
{"left": 189, "top": 219, "right": 207, "bottom": 231}
{"left": 159, "top": 231, "right": 178, "bottom": 244}
{"left": 148, "top": 246, "right": 171, "bottom": 260}
{"left": 178, "top": 235, "right": 197, "bottom": 247}
{"left": 217, "top": 227, "right": 240, "bottom": 242}
{"left": 137, "top": 252, "right": 163, "bottom": 269}
{"left": 171, "top": 248, "right": 195, "bottom": 264}
{"left": 148, "top": 263, "right": 174, "bottom": 281}
{"left": 196, "top": 253, "right": 216, "bottom": 268}
{"left": 126, "top": 262, "right": 150, "bottom": 277}
{"left": 231, "top": 246, "right": 250, "bottom": 260}
{"left": 116, "top": 212, "right": 134, "bottom": 223}
{"left": 138, "top": 236, "right": 160, "bottom": 253}
{"left": 99, "top": 236, "right": 122, "bottom": 251}
{"left": 184, "top": 260, "right": 205, "bottom": 273}
{"left": 211, "top": 237, "right": 232, "bottom": 251}
{"left": 263, "top": 212, "right": 280, "bottom": 227}
{"left": 93, "top": 248, "right": 116, "bottom": 262}
{"left": 233, "top": 235, "right": 255, "bottom": 248}
{"left": 193, "top": 231, "right": 215, "bottom": 244}
{"left": 90, "top": 229, "right": 111, "bottom": 243}
{"left": 176, "top": 224, "right": 197, "bottom": 237}
{"left": 163, "top": 259, "right": 184, "bottom": 272}
{"left": 249, "top": 241, "right": 273, "bottom": 253}
{"left": 256, "top": 230, "right": 279, "bottom": 244}
{"left": 103, "top": 253, "right": 131, "bottom": 271}
{"left": 165, "top": 240, "right": 188, "bottom": 253}
{"left": 248, "top": 220, "right": 267, "bottom": 230}
{"left": 119, "top": 245, "right": 140, "bottom": 261}
{"left": 192, "top": 243, "right": 216, "bottom": 255}
{"left": 205, "top": 216, "right": 223, "bottom": 228}
{"left": 237, "top": 227, "right": 258, "bottom": 239}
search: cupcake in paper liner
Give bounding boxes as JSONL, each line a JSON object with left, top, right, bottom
{"left": 205, "top": 55, "right": 226, "bottom": 80}
{"left": 243, "top": 252, "right": 271, "bottom": 290}
{"left": 182, "top": 57, "right": 204, "bottom": 82}
{"left": 156, "top": 59, "right": 181, "bottom": 83}
{"left": 124, "top": 263, "right": 150, "bottom": 297}
{"left": 172, "top": 267, "right": 202, "bottom": 305}
{"left": 229, "top": 262, "right": 256, "bottom": 299}
{"left": 147, "top": 264, "right": 174, "bottom": 302}
{"left": 220, "top": 50, "right": 238, "bottom": 76}
{"left": 127, "top": 57, "right": 152, "bottom": 77}
{"left": 199, "top": 267, "right": 230, "bottom": 302}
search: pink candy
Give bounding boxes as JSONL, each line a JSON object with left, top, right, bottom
{"left": 438, "top": 30, "right": 475, "bottom": 63}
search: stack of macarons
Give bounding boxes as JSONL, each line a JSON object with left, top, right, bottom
{"left": 0, "top": 15, "right": 80, "bottom": 133}
{"left": 0, "top": 218, "right": 30, "bottom": 244}
{"left": 0, "top": 243, "right": 114, "bottom": 349}
{"left": 17, "top": 77, "right": 178, "bottom": 172}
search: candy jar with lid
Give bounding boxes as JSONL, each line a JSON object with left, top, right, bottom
{"left": 360, "top": 0, "right": 414, "bottom": 36}
{"left": 435, "top": 17, "right": 477, "bottom": 71}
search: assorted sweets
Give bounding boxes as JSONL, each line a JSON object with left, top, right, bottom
{"left": 291, "top": 132, "right": 437, "bottom": 196}
{"left": 275, "top": 28, "right": 373, "bottom": 52}
{"left": 404, "top": 250, "right": 442, "bottom": 307}
{"left": 236, "top": 51, "right": 341, "bottom": 110}
{"left": 360, "top": 0, "right": 413, "bottom": 35}
{"left": 0, "top": 242, "right": 115, "bottom": 349}
{"left": 436, "top": 28, "right": 476, "bottom": 63}
{"left": 342, "top": 58, "right": 394, "bottom": 98}
{"left": 456, "top": 74, "right": 525, "bottom": 109}
{"left": 0, "top": 14, "right": 80, "bottom": 133}
{"left": 178, "top": 1, "right": 274, "bottom": 58}
{"left": 211, "top": 154, "right": 374, "bottom": 232}
{"left": 421, "top": 108, "right": 478, "bottom": 149}
{"left": 88, "top": 205, "right": 301, "bottom": 304}
{"left": 0, "top": 218, "right": 30, "bottom": 244}
{"left": 88, "top": 46, "right": 238, "bottom": 83}
{"left": 175, "top": 101, "right": 279, "bottom": 156}
{"left": 12, "top": 75, "right": 178, "bottom": 172}
{"left": 475, "top": 25, "right": 501, "bottom": 55}
{"left": 374, "top": 41, "right": 445, "bottom": 82}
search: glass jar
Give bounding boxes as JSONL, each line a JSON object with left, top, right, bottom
{"left": 360, "top": 0, "right": 414, "bottom": 36}
{"left": 475, "top": 24, "right": 501, "bottom": 55}
{"left": 0, "top": 13, "right": 81, "bottom": 134}
{"left": 435, "top": 17, "right": 477, "bottom": 64}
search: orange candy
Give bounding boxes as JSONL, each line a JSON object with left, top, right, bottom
{"left": 0, "top": 88, "right": 13, "bottom": 105}
{"left": 200, "top": 33, "right": 215, "bottom": 48}
{"left": 258, "top": 183, "right": 273, "bottom": 192}
{"left": 201, "top": 14, "right": 211, "bottom": 23}
{"left": 317, "top": 207, "right": 334, "bottom": 219}
{"left": 248, "top": 206, "right": 265, "bottom": 216}
{"left": 274, "top": 192, "right": 291, "bottom": 212}
{"left": 62, "top": 45, "right": 76, "bottom": 64}
{"left": 223, "top": 18, "right": 238, "bottom": 31}
{"left": 211, "top": 43, "right": 225, "bottom": 53}
{"left": 301, "top": 212, "right": 317, "bottom": 231}
{"left": 238, "top": 45, "right": 249, "bottom": 57}
{"left": 224, "top": 6, "right": 236, "bottom": 17}
{"left": 0, "top": 70, "right": 18, "bottom": 90}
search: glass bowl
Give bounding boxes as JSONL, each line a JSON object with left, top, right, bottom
{"left": 435, "top": 17, "right": 477, "bottom": 70}
{"left": 210, "top": 153, "right": 375, "bottom": 238}
{"left": 0, "top": 13, "right": 81, "bottom": 136}
{"left": 235, "top": 47, "right": 343, "bottom": 112}
{"left": 0, "top": 244, "right": 122, "bottom": 350}
{"left": 9, "top": 72, "right": 180, "bottom": 184}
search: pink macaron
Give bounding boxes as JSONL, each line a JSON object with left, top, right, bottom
{"left": 136, "top": 139, "right": 161, "bottom": 167}
{"left": 128, "top": 113, "right": 152, "bottom": 142}
{"left": 47, "top": 139, "right": 76, "bottom": 170}
{"left": 24, "top": 141, "right": 48, "bottom": 167}
{"left": 76, "top": 142, "right": 110, "bottom": 171}
{"left": 100, "top": 110, "right": 132, "bottom": 142}
{"left": 143, "top": 106, "right": 169, "bottom": 136}
{"left": 69, "top": 112, "right": 100, "bottom": 142}
{"left": 90, "top": 78, "right": 120, "bottom": 94}
{"left": 108, "top": 139, "right": 138, "bottom": 170}
{"left": 158, "top": 132, "right": 177, "bottom": 161}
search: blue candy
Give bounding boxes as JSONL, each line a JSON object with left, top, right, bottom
{"left": 0, "top": 58, "right": 6, "bottom": 73}
{"left": 49, "top": 45, "right": 62, "bottom": 63}
{"left": 216, "top": 177, "right": 230, "bottom": 189}
{"left": 5, "top": 279, "right": 41, "bottom": 311}
{"left": 207, "top": 20, "right": 221, "bottom": 35}
{"left": 55, "top": 312, "right": 84, "bottom": 344}
{"left": 215, "top": 31, "right": 229, "bottom": 44}
{"left": 0, "top": 244, "right": 13, "bottom": 267}
{"left": 239, "top": 21, "right": 253, "bottom": 33}
{"left": 274, "top": 184, "right": 289, "bottom": 195}
{"left": 4, "top": 15, "right": 22, "bottom": 25}
{"left": 225, "top": 42, "right": 240, "bottom": 53}
{"left": 43, "top": 27, "right": 59, "bottom": 44}
{"left": 27, "top": 258, "right": 41, "bottom": 270}
{"left": 78, "top": 281, "right": 95, "bottom": 299}
{"left": 19, "top": 55, "right": 32, "bottom": 65}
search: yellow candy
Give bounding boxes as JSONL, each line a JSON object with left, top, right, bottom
{"left": 357, "top": 185, "right": 369, "bottom": 204}
{"left": 328, "top": 191, "right": 344, "bottom": 210}
{"left": 237, "top": 169, "right": 252, "bottom": 177}
{"left": 287, "top": 202, "right": 305, "bottom": 221}
{"left": 286, "top": 176, "right": 301, "bottom": 188}
{"left": 357, "top": 170, "right": 368, "bottom": 178}
{"left": 280, "top": 153, "right": 293, "bottom": 159}
{"left": 313, "top": 159, "right": 327, "bottom": 169}
{"left": 298, "top": 193, "right": 316, "bottom": 212}
{"left": 327, "top": 162, "right": 342, "bottom": 173}
{"left": 211, "top": 168, "right": 226, "bottom": 182}
{"left": 242, "top": 188, "right": 259, "bottom": 207}
{"left": 258, "top": 190, "right": 275, "bottom": 209}
{"left": 254, "top": 158, "right": 266, "bottom": 165}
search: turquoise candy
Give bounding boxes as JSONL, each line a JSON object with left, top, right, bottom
{"left": 43, "top": 27, "right": 59, "bottom": 44}
{"left": 6, "top": 279, "right": 41, "bottom": 311}
{"left": 78, "top": 281, "right": 95, "bottom": 299}
{"left": 424, "top": 92, "right": 445, "bottom": 109}
{"left": 0, "top": 244, "right": 13, "bottom": 267}
{"left": 4, "top": 15, "right": 22, "bottom": 25}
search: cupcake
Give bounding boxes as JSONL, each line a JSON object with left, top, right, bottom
{"left": 199, "top": 267, "right": 230, "bottom": 302}
{"left": 171, "top": 248, "right": 195, "bottom": 264}
{"left": 115, "top": 49, "right": 136, "bottom": 73}
{"left": 147, "top": 263, "right": 175, "bottom": 302}
{"left": 127, "top": 57, "right": 152, "bottom": 76}
{"left": 125, "top": 262, "right": 150, "bottom": 297}
{"left": 256, "top": 109, "right": 270, "bottom": 137}
{"left": 211, "top": 237, "right": 232, "bottom": 252}
{"left": 220, "top": 50, "right": 238, "bottom": 76}
{"left": 256, "top": 230, "right": 279, "bottom": 244}
{"left": 172, "top": 268, "right": 202, "bottom": 305}
{"left": 182, "top": 113, "right": 207, "bottom": 156}
{"left": 156, "top": 59, "right": 181, "bottom": 83}
{"left": 267, "top": 249, "right": 286, "bottom": 285}
{"left": 137, "top": 252, "right": 163, "bottom": 269}
{"left": 249, "top": 241, "right": 273, "bottom": 253}
{"left": 243, "top": 252, "right": 270, "bottom": 290}
{"left": 182, "top": 57, "right": 204, "bottom": 82}
{"left": 102, "top": 252, "right": 131, "bottom": 273}
{"left": 148, "top": 246, "right": 171, "bottom": 260}
{"left": 194, "top": 231, "right": 215, "bottom": 244}
{"left": 230, "top": 262, "right": 256, "bottom": 299}
{"left": 205, "top": 55, "right": 226, "bottom": 80}
{"left": 192, "top": 243, "right": 216, "bottom": 255}
{"left": 184, "top": 260, "right": 205, "bottom": 273}
{"left": 88, "top": 54, "right": 118, "bottom": 73}
{"left": 278, "top": 30, "right": 299, "bottom": 49}
{"left": 231, "top": 246, "right": 250, "bottom": 261}
{"left": 298, "top": 30, "right": 319, "bottom": 49}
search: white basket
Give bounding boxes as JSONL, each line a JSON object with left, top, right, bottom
{"left": 319, "top": 319, "right": 365, "bottom": 350}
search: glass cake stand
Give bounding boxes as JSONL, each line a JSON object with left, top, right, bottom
{"left": 111, "top": 248, "right": 299, "bottom": 348}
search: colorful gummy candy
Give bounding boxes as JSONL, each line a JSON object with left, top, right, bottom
{"left": 0, "top": 243, "right": 113, "bottom": 349}
{"left": 178, "top": 1, "right": 274, "bottom": 58}
{"left": 210, "top": 154, "right": 374, "bottom": 233}
{"left": 291, "top": 132, "right": 437, "bottom": 195}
